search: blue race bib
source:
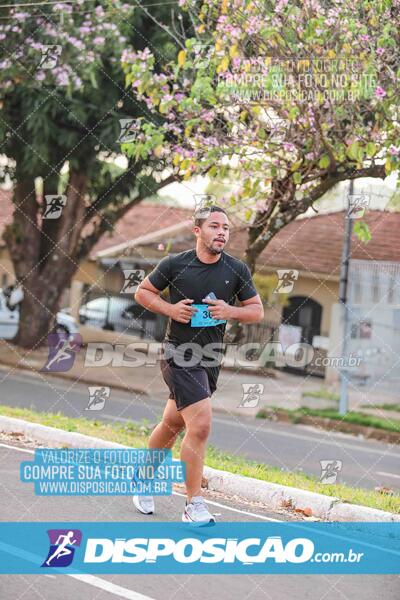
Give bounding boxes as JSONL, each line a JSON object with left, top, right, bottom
{"left": 190, "top": 304, "right": 226, "bottom": 327}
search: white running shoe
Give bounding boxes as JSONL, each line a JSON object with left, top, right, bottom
{"left": 132, "top": 495, "right": 155, "bottom": 515}
{"left": 182, "top": 496, "right": 216, "bottom": 525}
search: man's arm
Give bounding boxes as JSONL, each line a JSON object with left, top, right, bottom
{"left": 229, "top": 295, "right": 264, "bottom": 323}
{"left": 205, "top": 295, "right": 264, "bottom": 324}
{"left": 135, "top": 278, "right": 197, "bottom": 324}
{"left": 134, "top": 277, "right": 173, "bottom": 318}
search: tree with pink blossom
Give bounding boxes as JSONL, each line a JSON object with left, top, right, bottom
{"left": 122, "top": 0, "right": 400, "bottom": 271}
{"left": 0, "top": 1, "right": 187, "bottom": 347}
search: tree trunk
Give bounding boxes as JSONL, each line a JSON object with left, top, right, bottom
{"left": 5, "top": 172, "right": 88, "bottom": 349}
{"left": 14, "top": 262, "right": 78, "bottom": 348}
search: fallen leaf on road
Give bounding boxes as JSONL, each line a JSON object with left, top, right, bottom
{"left": 294, "top": 507, "right": 313, "bottom": 517}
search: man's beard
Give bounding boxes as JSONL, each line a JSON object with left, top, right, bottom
{"left": 205, "top": 241, "right": 224, "bottom": 255}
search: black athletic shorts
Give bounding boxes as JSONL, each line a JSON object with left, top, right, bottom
{"left": 160, "top": 357, "right": 220, "bottom": 411}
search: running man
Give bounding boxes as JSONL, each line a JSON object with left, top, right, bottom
{"left": 45, "top": 531, "right": 77, "bottom": 566}
{"left": 133, "top": 205, "right": 263, "bottom": 524}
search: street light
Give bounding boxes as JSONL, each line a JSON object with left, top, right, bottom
{"left": 338, "top": 179, "right": 354, "bottom": 415}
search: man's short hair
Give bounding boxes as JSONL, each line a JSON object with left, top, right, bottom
{"left": 194, "top": 205, "right": 228, "bottom": 228}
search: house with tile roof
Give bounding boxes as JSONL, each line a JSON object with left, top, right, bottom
{"left": 1, "top": 190, "right": 399, "bottom": 381}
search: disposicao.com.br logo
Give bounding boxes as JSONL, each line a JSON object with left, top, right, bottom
{"left": 0, "top": 522, "right": 397, "bottom": 575}
{"left": 84, "top": 535, "right": 316, "bottom": 564}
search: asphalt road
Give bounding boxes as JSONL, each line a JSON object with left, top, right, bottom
{"left": 1, "top": 367, "right": 399, "bottom": 492}
{"left": 0, "top": 443, "right": 399, "bottom": 600}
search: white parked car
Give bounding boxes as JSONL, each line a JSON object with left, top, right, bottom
{"left": 0, "top": 288, "right": 79, "bottom": 339}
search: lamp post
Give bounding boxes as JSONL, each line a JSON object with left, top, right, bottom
{"left": 338, "top": 179, "right": 354, "bottom": 415}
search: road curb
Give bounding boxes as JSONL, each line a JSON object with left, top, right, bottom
{"left": 1, "top": 415, "right": 399, "bottom": 523}
{"left": 0, "top": 357, "right": 146, "bottom": 397}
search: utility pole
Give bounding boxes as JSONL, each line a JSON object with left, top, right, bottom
{"left": 338, "top": 179, "right": 354, "bottom": 415}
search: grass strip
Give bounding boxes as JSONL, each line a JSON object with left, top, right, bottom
{"left": 0, "top": 404, "right": 398, "bottom": 514}
{"left": 257, "top": 406, "right": 400, "bottom": 433}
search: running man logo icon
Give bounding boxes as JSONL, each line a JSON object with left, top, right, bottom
{"left": 193, "top": 194, "right": 216, "bottom": 220}
{"left": 319, "top": 459, "right": 343, "bottom": 484}
{"left": 121, "top": 270, "right": 145, "bottom": 293}
{"left": 42, "top": 333, "right": 82, "bottom": 372}
{"left": 38, "top": 45, "right": 62, "bottom": 69}
{"left": 42, "top": 529, "right": 82, "bottom": 568}
{"left": 192, "top": 42, "right": 213, "bottom": 68}
{"left": 85, "top": 386, "right": 110, "bottom": 411}
{"left": 117, "top": 118, "right": 140, "bottom": 143}
{"left": 264, "top": 113, "right": 287, "bottom": 143}
{"left": 346, "top": 194, "right": 370, "bottom": 219}
{"left": 238, "top": 383, "right": 264, "bottom": 408}
{"left": 274, "top": 269, "right": 299, "bottom": 293}
{"left": 43, "top": 195, "right": 67, "bottom": 219}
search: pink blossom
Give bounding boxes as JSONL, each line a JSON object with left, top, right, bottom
{"left": 138, "top": 48, "right": 151, "bottom": 60}
{"left": 56, "top": 71, "right": 69, "bottom": 86}
{"left": 376, "top": 47, "right": 384, "bottom": 55}
{"left": 93, "top": 36, "right": 105, "bottom": 45}
{"left": 388, "top": 145, "right": 400, "bottom": 156}
{"left": 283, "top": 142, "right": 295, "bottom": 152}
{"left": 375, "top": 86, "right": 386, "bottom": 98}
{"left": 121, "top": 49, "right": 137, "bottom": 63}
{"left": 201, "top": 110, "right": 214, "bottom": 122}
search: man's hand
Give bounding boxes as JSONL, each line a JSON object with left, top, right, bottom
{"left": 202, "top": 298, "right": 232, "bottom": 320}
{"left": 169, "top": 298, "right": 197, "bottom": 324}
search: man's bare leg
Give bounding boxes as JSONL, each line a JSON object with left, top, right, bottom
{"left": 148, "top": 398, "right": 185, "bottom": 450}
{"left": 132, "top": 399, "right": 185, "bottom": 514}
{"left": 179, "top": 398, "right": 212, "bottom": 502}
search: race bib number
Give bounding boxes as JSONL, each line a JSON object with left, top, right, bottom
{"left": 190, "top": 304, "right": 226, "bottom": 327}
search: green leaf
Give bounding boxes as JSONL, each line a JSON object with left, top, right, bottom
{"left": 353, "top": 221, "right": 371, "bottom": 243}
{"left": 366, "top": 142, "right": 377, "bottom": 158}
{"left": 318, "top": 155, "right": 330, "bottom": 169}
{"left": 293, "top": 172, "right": 302, "bottom": 184}
{"left": 347, "top": 142, "right": 360, "bottom": 161}
{"left": 385, "top": 158, "right": 393, "bottom": 175}
{"left": 291, "top": 159, "right": 303, "bottom": 171}
{"left": 89, "top": 70, "right": 98, "bottom": 89}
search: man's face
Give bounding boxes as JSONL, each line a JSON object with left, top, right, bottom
{"left": 194, "top": 211, "right": 230, "bottom": 254}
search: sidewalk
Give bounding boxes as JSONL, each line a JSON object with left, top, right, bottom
{"left": 0, "top": 328, "right": 398, "bottom": 420}
{"left": 0, "top": 332, "right": 322, "bottom": 419}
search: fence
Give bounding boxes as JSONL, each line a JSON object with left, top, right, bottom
{"left": 78, "top": 290, "right": 326, "bottom": 375}
{"left": 344, "top": 259, "right": 400, "bottom": 396}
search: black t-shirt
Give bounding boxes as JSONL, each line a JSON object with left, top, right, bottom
{"left": 147, "top": 249, "right": 258, "bottom": 354}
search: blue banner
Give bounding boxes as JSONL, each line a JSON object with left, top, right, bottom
{"left": 19, "top": 448, "right": 185, "bottom": 496}
{"left": 0, "top": 522, "right": 398, "bottom": 574}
